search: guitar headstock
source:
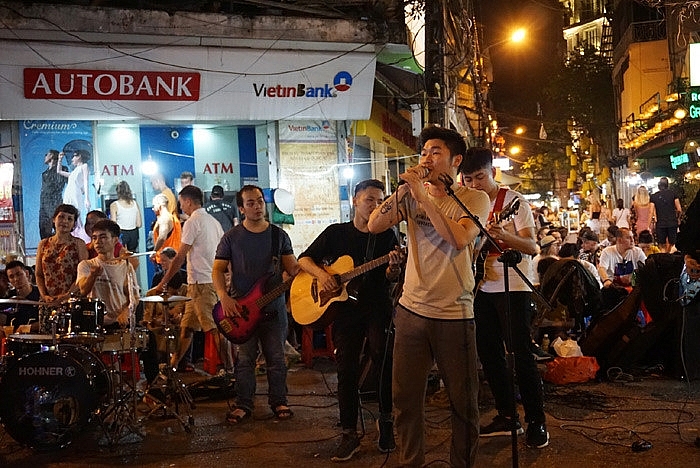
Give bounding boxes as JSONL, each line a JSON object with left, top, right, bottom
{"left": 494, "top": 197, "right": 520, "bottom": 224}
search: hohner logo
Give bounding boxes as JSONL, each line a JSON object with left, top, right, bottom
{"left": 18, "top": 366, "right": 76, "bottom": 377}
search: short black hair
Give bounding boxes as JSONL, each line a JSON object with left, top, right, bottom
{"left": 160, "top": 247, "right": 177, "bottom": 259}
{"left": 179, "top": 185, "right": 203, "bottom": 206}
{"left": 658, "top": 177, "right": 669, "bottom": 189}
{"left": 354, "top": 179, "right": 384, "bottom": 196}
{"left": 638, "top": 229, "right": 654, "bottom": 244}
{"left": 92, "top": 219, "right": 121, "bottom": 238}
{"left": 5, "top": 260, "right": 26, "bottom": 272}
{"left": 558, "top": 242, "right": 580, "bottom": 258}
{"left": 461, "top": 147, "right": 494, "bottom": 175}
{"left": 419, "top": 126, "right": 467, "bottom": 161}
{"left": 236, "top": 185, "right": 264, "bottom": 209}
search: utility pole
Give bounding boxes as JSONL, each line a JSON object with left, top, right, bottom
{"left": 424, "top": 0, "right": 444, "bottom": 126}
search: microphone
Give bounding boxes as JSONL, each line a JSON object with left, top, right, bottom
{"left": 398, "top": 166, "right": 430, "bottom": 185}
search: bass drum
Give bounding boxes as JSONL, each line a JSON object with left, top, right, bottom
{"left": 0, "top": 344, "right": 111, "bottom": 450}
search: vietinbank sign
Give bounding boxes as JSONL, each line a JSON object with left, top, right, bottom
{"left": 0, "top": 40, "right": 376, "bottom": 120}
{"left": 253, "top": 71, "right": 353, "bottom": 99}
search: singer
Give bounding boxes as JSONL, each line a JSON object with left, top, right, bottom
{"left": 461, "top": 147, "right": 549, "bottom": 449}
{"left": 369, "top": 126, "right": 490, "bottom": 467}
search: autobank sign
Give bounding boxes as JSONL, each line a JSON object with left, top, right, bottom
{"left": 1, "top": 40, "right": 376, "bottom": 120}
{"left": 253, "top": 71, "right": 353, "bottom": 99}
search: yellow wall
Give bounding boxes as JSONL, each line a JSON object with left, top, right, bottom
{"left": 620, "top": 40, "right": 672, "bottom": 121}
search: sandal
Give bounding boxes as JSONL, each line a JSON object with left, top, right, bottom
{"left": 273, "top": 405, "right": 294, "bottom": 420}
{"left": 226, "top": 407, "right": 251, "bottom": 424}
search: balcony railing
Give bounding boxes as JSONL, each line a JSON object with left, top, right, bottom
{"left": 613, "top": 20, "right": 666, "bottom": 65}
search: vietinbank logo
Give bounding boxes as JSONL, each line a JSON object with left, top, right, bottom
{"left": 253, "top": 71, "right": 353, "bottom": 98}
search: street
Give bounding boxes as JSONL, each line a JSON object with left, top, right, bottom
{"left": 1, "top": 357, "right": 699, "bottom": 467}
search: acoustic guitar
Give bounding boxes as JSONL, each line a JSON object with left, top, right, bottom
{"left": 473, "top": 197, "right": 521, "bottom": 289}
{"left": 213, "top": 273, "right": 293, "bottom": 344}
{"left": 290, "top": 249, "right": 403, "bottom": 329}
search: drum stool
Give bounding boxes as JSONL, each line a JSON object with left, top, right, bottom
{"left": 301, "top": 324, "right": 334, "bottom": 368}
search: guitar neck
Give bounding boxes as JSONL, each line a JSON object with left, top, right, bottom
{"left": 337, "top": 252, "right": 392, "bottom": 283}
{"left": 255, "top": 277, "right": 293, "bottom": 309}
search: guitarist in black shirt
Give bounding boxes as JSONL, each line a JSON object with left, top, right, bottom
{"left": 297, "top": 179, "right": 404, "bottom": 462}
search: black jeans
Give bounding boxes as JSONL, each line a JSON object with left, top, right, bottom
{"left": 332, "top": 299, "right": 393, "bottom": 431}
{"left": 475, "top": 290, "right": 545, "bottom": 424}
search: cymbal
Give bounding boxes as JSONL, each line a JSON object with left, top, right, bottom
{"left": 139, "top": 295, "right": 191, "bottom": 303}
{"left": 0, "top": 298, "right": 45, "bottom": 306}
{"left": 124, "top": 250, "right": 156, "bottom": 258}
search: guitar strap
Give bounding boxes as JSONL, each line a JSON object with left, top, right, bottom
{"left": 364, "top": 233, "right": 376, "bottom": 264}
{"left": 270, "top": 224, "right": 281, "bottom": 277}
{"left": 486, "top": 188, "right": 509, "bottom": 254}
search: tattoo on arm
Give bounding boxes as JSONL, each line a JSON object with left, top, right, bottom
{"left": 380, "top": 198, "right": 394, "bottom": 215}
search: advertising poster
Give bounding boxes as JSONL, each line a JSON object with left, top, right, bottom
{"left": 278, "top": 120, "right": 340, "bottom": 254}
{"left": 0, "top": 163, "right": 14, "bottom": 222}
{"left": 19, "top": 120, "right": 94, "bottom": 253}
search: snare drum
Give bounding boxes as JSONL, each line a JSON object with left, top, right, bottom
{"left": 57, "top": 298, "right": 105, "bottom": 344}
{"left": 101, "top": 327, "right": 148, "bottom": 353}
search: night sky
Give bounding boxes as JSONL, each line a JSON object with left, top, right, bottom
{"left": 476, "top": 0, "right": 564, "bottom": 125}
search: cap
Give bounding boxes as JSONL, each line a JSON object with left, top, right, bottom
{"left": 211, "top": 185, "right": 224, "bottom": 197}
{"left": 539, "top": 235, "right": 556, "bottom": 248}
{"left": 580, "top": 230, "right": 599, "bottom": 242}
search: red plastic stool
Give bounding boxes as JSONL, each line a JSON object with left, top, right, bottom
{"left": 204, "top": 329, "right": 223, "bottom": 375}
{"left": 301, "top": 325, "right": 334, "bottom": 368}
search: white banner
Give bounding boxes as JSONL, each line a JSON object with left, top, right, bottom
{"left": 0, "top": 41, "right": 376, "bottom": 121}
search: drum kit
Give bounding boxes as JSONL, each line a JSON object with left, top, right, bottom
{"left": 0, "top": 293, "right": 194, "bottom": 450}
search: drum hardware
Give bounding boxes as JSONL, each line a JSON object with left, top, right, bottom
{"left": 139, "top": 293, "right": 195, "bottom": 432}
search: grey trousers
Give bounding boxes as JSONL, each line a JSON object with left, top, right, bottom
{"left": 392, "top": 305, "right": 480, "bottom": 467}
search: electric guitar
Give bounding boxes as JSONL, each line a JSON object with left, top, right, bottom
{"left": 291, "top": 248, "right": 405, "bottom": 329}
{"left": 473, "top": 197, "right": 521, "bottom": 288}
{"left": 213, "top": 274, "right": 293, "bottom": 344}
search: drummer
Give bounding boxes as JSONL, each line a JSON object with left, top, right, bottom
{"left": 0, "top": 260, "right": 41, "bottom": 337}
{"left": 77, "top": 219, "right": 140, "bottom": 329}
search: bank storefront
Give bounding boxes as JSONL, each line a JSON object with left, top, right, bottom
{"left": 0, "top": 39, "right": 376, "bottom": 285}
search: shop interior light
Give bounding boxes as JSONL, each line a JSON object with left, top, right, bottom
{"left": 342, "top": 165, "right": 354, "bottom": 180}
{"left": 683, "top": 140, "right": 699, "bottom": 154}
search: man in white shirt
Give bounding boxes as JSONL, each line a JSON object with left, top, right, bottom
{"left": 156, "top": 185, "right": 229, "bottom": 374}
{"left": 598, "top": 227, "right": 646, "bottom": 288}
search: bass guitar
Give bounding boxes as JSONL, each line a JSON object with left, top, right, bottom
{"left": 213, "top": 273, "right": 293, "bottom": 344}
{"left": 291, "top": 248, "right": 404, "bottom": 329}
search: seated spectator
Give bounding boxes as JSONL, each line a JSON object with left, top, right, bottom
{"left": 598, "top": 227, "right": 646, "bottom": 288}
{"left": 637, "top": 230, "right": 661, "bottom": 257}
{"left": 578, "top": 229, "right": 600, "bottom": 265}
{"left": 0, "top": 260, "right": 41, "bottom": 336}
{"left": 559, "top": 243, "right": 602, "bottom": 288}
{"left": 533, "top": 235, "right": 560, "bottom": 274}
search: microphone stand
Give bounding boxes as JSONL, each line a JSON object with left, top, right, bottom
{"left": 438, "top": 173, "right": 552, "bottom": 468}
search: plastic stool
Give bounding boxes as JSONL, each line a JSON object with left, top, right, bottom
{"left": 301, "top": 325, "right": 334, "bottom": 368}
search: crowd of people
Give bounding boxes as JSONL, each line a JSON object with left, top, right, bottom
{"left": 1, "top": 127, "right": 691, "bottom": 467}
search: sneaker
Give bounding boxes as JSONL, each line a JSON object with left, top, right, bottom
{"left": 376, "top": 417, "right": 396, "bottom": 453}
{"left": 526, "top": 422, "right": 550, "bottom": 448}
{"left": 480, "top": 415, "right": 524, "bottom": 437}
{"left": 331, "top": 432, "right": 360, "bottom": 462}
